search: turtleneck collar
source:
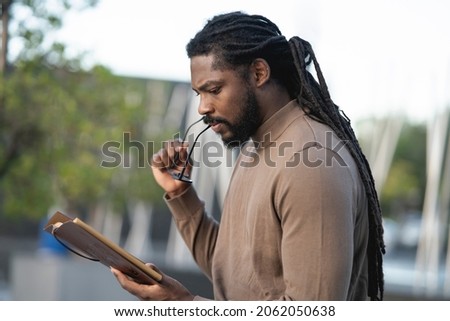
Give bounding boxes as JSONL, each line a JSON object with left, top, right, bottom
{"left": 251, "top": 99, "right": 305, "bottom": 148}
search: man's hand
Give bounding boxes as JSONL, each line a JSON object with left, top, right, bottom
{"left": 111, "top": 263, "right": 194, "bottom": 301}
{"left": 151, "top": 140, "right": 191, "bottom": 198}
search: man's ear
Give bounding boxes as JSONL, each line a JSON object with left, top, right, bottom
{"left": 251, "top": 58, "right": 271, "bottom": 87}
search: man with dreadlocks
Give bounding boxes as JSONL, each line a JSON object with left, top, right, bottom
{"left": 112, "top": 11, "right": 385, "bottom": 301}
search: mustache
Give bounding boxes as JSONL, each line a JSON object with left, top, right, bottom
{"left": 203, "top": 115, "right": 231, "bottom": 127}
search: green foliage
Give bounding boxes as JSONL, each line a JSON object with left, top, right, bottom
{"left": 5, "top": 67, "right": 79, "bottom": 215}
{"left": 6, "top": 0, "right": 96, "bottom": 64}
{"left": 0, "top": 62, "right": 176, "bottom": 219}
{"left": 0, "top": 0, "right": 178, "bottom": 222}
{"left": 380, "top": 122, "right": 427, "bottom": 217}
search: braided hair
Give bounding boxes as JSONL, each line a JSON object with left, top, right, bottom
{"left": 186, "top": 11, "right": 385, "bottom": 300}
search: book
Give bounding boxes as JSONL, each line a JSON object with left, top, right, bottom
{"left": 44, "top": 211, "right": 162, "bottom": 284}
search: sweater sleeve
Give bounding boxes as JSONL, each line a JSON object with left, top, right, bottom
{"left": 274, "top": 145, "right": 359, "bottom": 300}
{"left": 164, "top": 186, "right": 219, "bottom": 279}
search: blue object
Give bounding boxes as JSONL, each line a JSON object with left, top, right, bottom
{"left": 38, "top": 218, "right": 69, "bottom": 256}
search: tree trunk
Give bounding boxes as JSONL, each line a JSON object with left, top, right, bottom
{"left": 1, "top": 0, "right": 11, "bottom": 75}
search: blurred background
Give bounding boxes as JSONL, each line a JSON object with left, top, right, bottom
{"left": 1, "top": 0, "right": 449, "bottom": 300}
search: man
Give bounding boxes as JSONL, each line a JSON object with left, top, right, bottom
{"left": 112, "top": 11, "right": 385, "bottom": 301}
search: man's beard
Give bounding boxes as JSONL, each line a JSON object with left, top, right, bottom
{"left": 205, "top": 89, "right": 262, "bottom": 149}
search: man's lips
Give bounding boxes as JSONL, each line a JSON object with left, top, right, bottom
{"left": 204, "top": 117, "right": 228, "bottom": 134}
{"left": 210, "top": 121, "right": 223, "bottom": 133}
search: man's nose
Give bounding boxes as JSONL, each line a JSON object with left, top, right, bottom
{"left": 197, "top": 97, "right": 214, "bottom": 115}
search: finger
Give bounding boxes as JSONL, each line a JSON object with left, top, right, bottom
{"left": 168, "top": 140, "right": 190, "bottom": 167}
{"left": 152, "top": 141, "right": 189, "bottom": 169}
{"left": 111, "top": 268, "right": 149, "bottom": 299}
{"left": 151, "top": 149, "right": 184, "bottom": 171}
{"left": 111, "top": 267, "right": 135, "bottom": 289}
{"left": 151, "top": 148, "right": 169, "bottom": 169}
{"left": 145, "top": 263, "right": 163, "bottom": 275}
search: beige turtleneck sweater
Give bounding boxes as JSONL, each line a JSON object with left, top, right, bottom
{"left": 165, "top": 99, "right": 369, "bottom": 300}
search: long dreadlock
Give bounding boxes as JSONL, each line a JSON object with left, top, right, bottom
{"left": 186, "top": 11, "right": 386, "bottom": 301}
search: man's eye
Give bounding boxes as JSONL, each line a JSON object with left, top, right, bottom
{"left": 209, "top": 87, "right": 221, "bottom": 95}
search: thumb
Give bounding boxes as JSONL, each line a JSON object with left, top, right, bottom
{"left": 145, "top": 262, "right": 163, "bottom": 274}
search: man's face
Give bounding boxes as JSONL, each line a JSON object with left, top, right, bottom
{"left": 190, "top": 54, "right": 262, "bottom": 148}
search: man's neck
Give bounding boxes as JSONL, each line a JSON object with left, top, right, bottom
{"left": 257, "top": 85, "right": 292, "bottom": 124}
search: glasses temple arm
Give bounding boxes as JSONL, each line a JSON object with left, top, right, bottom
{"left": 178, "top": 124, "right": 211, "bottom": 179}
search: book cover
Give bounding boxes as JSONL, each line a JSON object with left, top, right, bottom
{"left": 44, "top": 211, "right": 162, "bottom": 284}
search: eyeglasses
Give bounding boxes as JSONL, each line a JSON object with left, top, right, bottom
{"left": 168, "top": 116, "right": 211, "bottom": 184}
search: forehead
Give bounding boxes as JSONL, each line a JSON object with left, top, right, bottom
{"left": 190, "top": 55, "right": 245, "bottom": 88}
{"left": 190, "top": 55, "right": 216, "bottom": 76}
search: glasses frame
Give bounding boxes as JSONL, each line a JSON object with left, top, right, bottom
{"left": 168, "top": 117, "right": 211, "bottom": 184}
